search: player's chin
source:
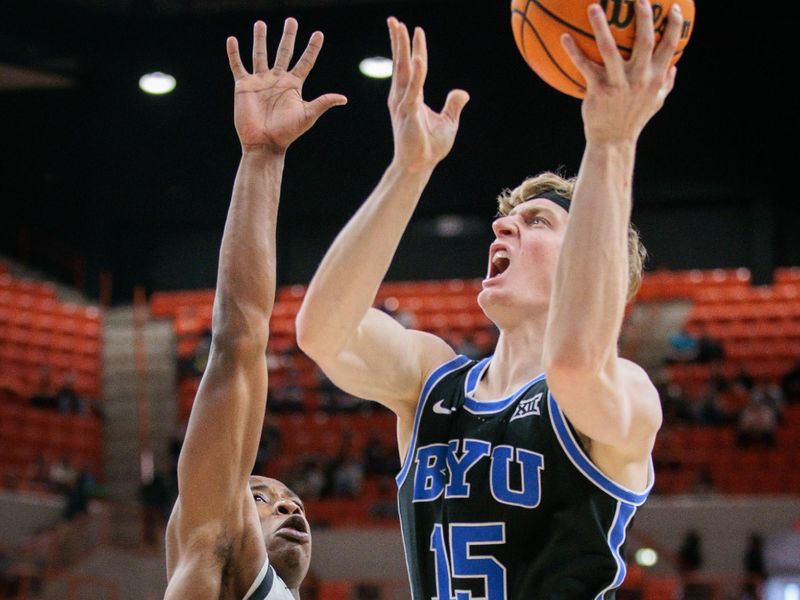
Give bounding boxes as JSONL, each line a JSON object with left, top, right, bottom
{"left": 267, "top": 540, "right": 311, "bottom": 587}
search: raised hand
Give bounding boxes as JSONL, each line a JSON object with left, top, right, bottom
{"left": 387, "top": 17, "right": 470, "bottom": 172}
{"left": 560, "top": 0, "right": 683, "bottom": 144}
{"left": 226, "top": 18, "right": 347, "bottom": 153}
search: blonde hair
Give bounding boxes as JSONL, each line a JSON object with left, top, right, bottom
{"left": 496, "top": 171, "right": 647, "bottom": 302}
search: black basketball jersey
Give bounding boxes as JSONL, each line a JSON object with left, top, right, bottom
{"left": 396, "top": 355, "right": 653, "bottom": 600}
{"left": 243, "top": 560, "right": 294, "bottom": 600}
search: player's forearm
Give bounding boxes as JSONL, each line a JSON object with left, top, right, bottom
{"left": 212, "top": 149, "right": 283, "bottom": 348}
{"left": 297, "top": 160, "right": 432, "bottom": 353}
{"left": 544, "top": 140, "right": 635, "bottom": 373}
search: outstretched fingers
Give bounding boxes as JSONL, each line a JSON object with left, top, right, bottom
{"left": 587, "top": 3, "right": 626, "bottom": 85}
{"left": 291, "top": 30, "right": 324, "bottom": 81}
{"left": 400, "top": 27, "right": 428, "bottom": 109}
{"left": 273, "top": 17, "right": 298, "bottom": 73}
{"left": 652, "top": 3, "right": 684, "bottom": 75}
{"left": 441, "top": 89, "right": 470, "bottom": 123}
{"left": 252, "top": 21, "right": 269, "bottom": 74}
{"left": 628, "top": 0, "right": 655, "bottom": 80}
{"left": 305, "top": 93, "right": 349, "bottom": 124}
{"left": 226, "top": 36, "right": 248, "bottom": 81}
{"left": 560, "top": 33, "right": 600, "bottom": 85}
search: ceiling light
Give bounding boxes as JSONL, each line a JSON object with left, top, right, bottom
{"left": 359, "top": 57, "right": 392, "bottom": 79}
{"left": 139, "top": 72, "right": 176, "bottom": 95}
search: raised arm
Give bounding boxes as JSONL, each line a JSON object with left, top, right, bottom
{"left": 295, "top": 19, "right": 469, "bottom": 419}
{"left": 543, "top": 1, "right": 684, "bottom": 453}
{"left": 166, "top": 18, "right": 345, "bottom": 588}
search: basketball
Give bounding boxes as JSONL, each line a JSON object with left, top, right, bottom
{"left": 511, "top": 0, "right": 695, "bottom": 98}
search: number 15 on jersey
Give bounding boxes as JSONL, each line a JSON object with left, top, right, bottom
{"left": 430, "top": 522, "right": 508, "bottom": 600}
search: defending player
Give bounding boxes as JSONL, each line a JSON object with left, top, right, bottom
{"left": 164, "top": 18, "right": 345, "bottom": 600}
{"left": 296, "top": 2, "right": 682, "bottom": 598}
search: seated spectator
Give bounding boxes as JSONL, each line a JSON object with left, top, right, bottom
{"left": 331, "top": 450, "right": 364, "bottom": 499}
{"left": 781, "top": 359, "right": 800, "bottom": 404}
{"left": 55, "top": 371, "right": 85, "bottom": 415}
{"left": 286, "top": 455, "right": 327, "bottom": 501}
{"left": 666, "top": 328, "right": 699, "bottom": 364}
{"left": 733, "top": 364, "right": 755, "bottom": 393}
{"left": 750, "top": 378, "right": 785, "bottom": 422}
{"left": 737, "top": 396, "right": 778, "bottom": 448}
{"left": 48, "top": 455, "right": 76, "bottom": 494}
{"left": 696, "top": 383, "right": 727, "bottom": 426}
{"left": 693, "top": 324, "right": 724, "bottom": 364}
{"left": 29, "top": 366, "right": 56, "bottom": 411}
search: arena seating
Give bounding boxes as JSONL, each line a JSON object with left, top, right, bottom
{"left": 0, "top": 270, "right": 104, "bottom": 488}
{"left": 151, "top": 268, "right": 800, "bottom": 519}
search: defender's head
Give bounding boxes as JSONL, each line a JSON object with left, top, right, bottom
{"left": 249, "top": 476, "right": 311, "bottom": 589}
{"left": 478, "top": 171, "right": 646, "bottom": 327}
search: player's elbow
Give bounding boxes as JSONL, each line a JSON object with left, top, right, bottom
{"left": 295, "top": 308, "right": 339, "bottom": 361}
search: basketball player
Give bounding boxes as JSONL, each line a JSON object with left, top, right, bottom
{"left": 164, "top": 18, "right": 346, "bottom": 600}
{"left": 296, "top": 2, "right": 683, "bottom": 598}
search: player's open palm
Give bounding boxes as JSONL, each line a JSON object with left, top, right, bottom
{"left": 561, "top": 0, "right": 684, "bottom": 144}
{"left": 387, "top": 18, "right": 469, "bottom": 172}
{"left": 227, "top": 18, "right": 347, "bottom": 153}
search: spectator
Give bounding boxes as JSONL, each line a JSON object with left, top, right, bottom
{"left": 678, "top": 530, "right": 703, "bottom": 574}
{"left": 696, "top": 383, "right": 726, "bottom": 426}
{"left": 287, "top": 455, "right": 327, "bottom": 501}
{"left": 28, "top": 367, "right": 56, "bottom": 411}
{"left": 63, "top": 467, "right": 94, "bottom": 521}
{"left": 781, "top": 359, "right": 800, "bottom": 404}
{"left": 751, "top": 378, "right": 785, "bottom": 422}
{"left": 737, "top": 396, "right": 778, "bottom": 448}
{"left": 55, "top": 371, "right": 84, "bottom": 415}
{"left": 48, "top": 455, "right": 76, "bottom": 494}
{"left": 666, "top": 328, "right": 699, "bottom": 364}
{"left": 693, "top": 324, "right": 724, "bottom": 364}
{"left": 331, "top": 450, "right": 364, "bottom": 498}
{"left": 733, "top": 364, "right": 755, "bottom": 393}
{"left": 740, "top": 533, "right": 767, "bottom": 600}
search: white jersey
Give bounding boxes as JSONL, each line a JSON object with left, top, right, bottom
{"left": 243, "top": 560, "right": 294, "bottom": 600}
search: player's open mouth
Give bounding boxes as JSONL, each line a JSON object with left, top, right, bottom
{"left": 276, "top": 516, "right": 310, "bottom": 543}
{"left": 486, "top": 249, "right": 510, "bottom": 281}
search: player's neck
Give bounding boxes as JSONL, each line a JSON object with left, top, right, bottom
{"left": 476, "top": 318, "right": 546, "bottom": 400}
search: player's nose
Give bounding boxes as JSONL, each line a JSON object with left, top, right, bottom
{"left": 492, "top": 214, "right": 517, "bottom": 238}
{"left": 274, "top": 498, "right": 302, "bottom": 515}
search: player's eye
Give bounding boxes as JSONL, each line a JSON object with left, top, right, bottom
{"left": 254, "top": 494, "right": 267, "bottom": 503}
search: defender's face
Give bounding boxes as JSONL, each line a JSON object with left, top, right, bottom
{"left": 478, "top": 198, "right": 568, "bottom": 325}
{"left": 250, "top": 476, "right": 311, "bottom": 588}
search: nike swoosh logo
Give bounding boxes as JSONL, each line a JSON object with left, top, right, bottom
{"left": 432, "top": 399, "right": 456, "bottom": 415}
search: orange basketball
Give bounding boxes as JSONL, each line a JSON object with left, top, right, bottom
{"left": 511, "top": 0, "right": 695, "bottom": 98}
